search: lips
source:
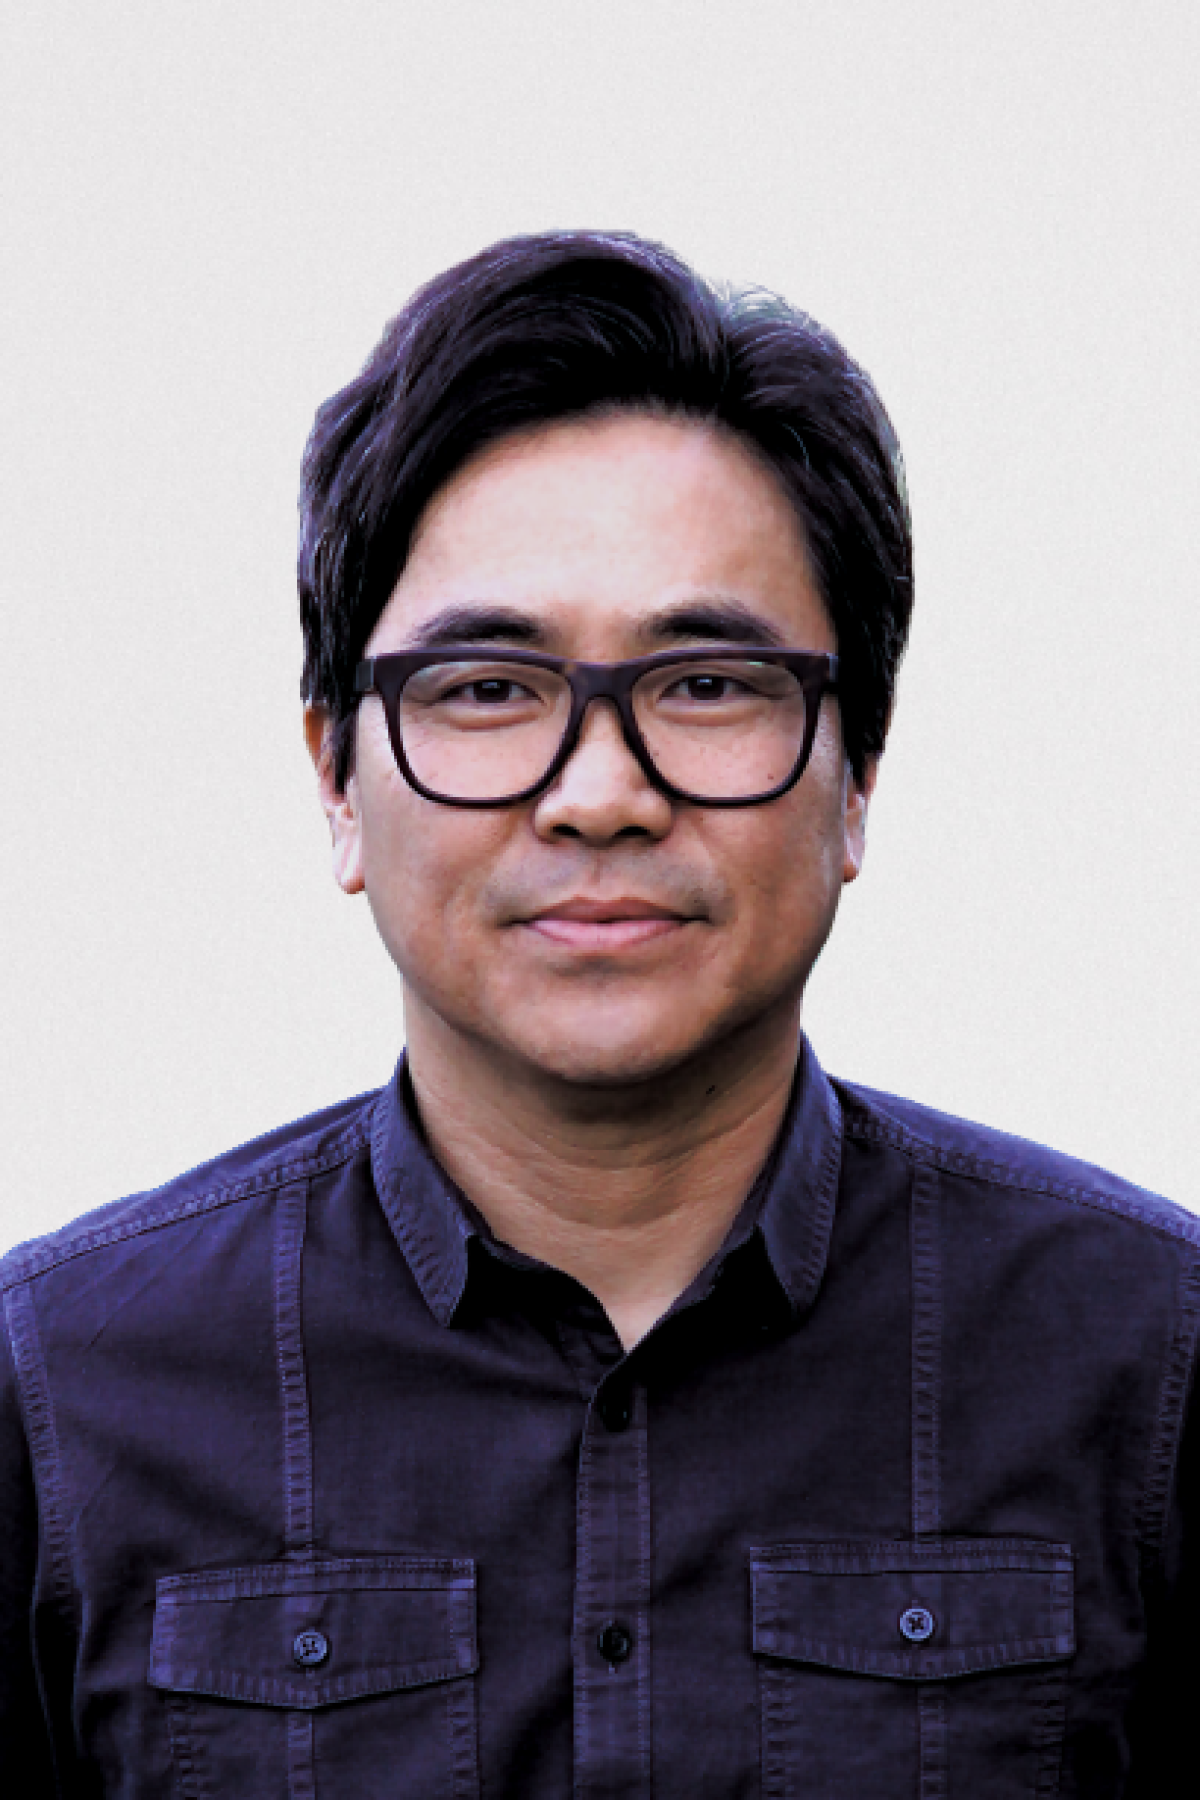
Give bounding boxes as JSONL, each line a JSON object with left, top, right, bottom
{"left": 521, "top": 896, "right": 693, "bottom": 949}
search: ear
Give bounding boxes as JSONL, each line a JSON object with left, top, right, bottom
{"left": 304, "top": 707, "right": 365, "bottom": 896}
{"left": 842, "top": 755, "right": 878, "bottom": 885}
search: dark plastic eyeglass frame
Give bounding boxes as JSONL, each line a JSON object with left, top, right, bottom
{"left": 353, "top": 645, "right": 840, "bottom": 808}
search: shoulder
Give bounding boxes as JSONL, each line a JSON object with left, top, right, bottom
{"left": 830, "top": 1075, "right": 1200, "bottom": 1254}
{"left": 0, "top": 1086, "right": 382, "bottom": 1297}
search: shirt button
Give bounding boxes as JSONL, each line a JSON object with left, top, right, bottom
{"left": 898, "top": 1606, "right": 936, "bottom": 1644}
{"left": 292, "top": 1628, "right": 330, "bottom": 1668}
{"left": 597, "top": 1620, "right": 634, "bottom": 1665}
{"left": 598, "top": 1389, "right": 631, "bottom": 1432}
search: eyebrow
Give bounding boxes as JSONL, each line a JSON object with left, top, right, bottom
{"left": 403, "top": 597, "right": 791, "bottom": 652}
{"left": 632, "top": 599, "right": 790, "bottom": 649}
{"left": 404, "top": 605, "right": 548, "bottom": 649}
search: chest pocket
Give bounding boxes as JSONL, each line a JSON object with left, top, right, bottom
{"left": 750, "top": 1538, "right": 1074, "bottom": 1800}
{"left": 148, "top": 1555, "right": 478, "bottom": 1800}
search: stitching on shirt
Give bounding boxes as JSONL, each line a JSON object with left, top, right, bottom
{"left": 917, "top": 1686, "right": 947, "bottom": 1798}
{"left": 163, "top": 1695, "right": 204, "bottom": 1800}
{"left": 749, "top": 1537, "right": 1074, "bottom": 1571}
{"left": 910, "top": 1166, "right": 947, "bottom": 1799}
{"left": 1135, "top": 1257, "right": 1200, "bottom": 1557}
{"left": 274, "top": 1182, "right": 315, "bottom": 1559}
{"left": 156, "top": 1557, "right": 475, "bottom": 1596}
{"left": 759, "top": 1635, "right": 1074, "bottom": 1679}
{"left": 635, "top": 1388, "right": 653, "bottom": 1789}
{"left": 285, "top": 1709, "right": 316, "bottom": 1799}
{"left": 372, "top": 1132, "right": 476, "bottom": 1326}
{"left": 794, "top": 1084, "right": 844, "bottom": 1310}
{"left": 369, "top": 1082, "right": 470, "bottom": 1325}
{"left": 154, "top": 1658, "right": 473, "bottom": 1706}
{"left": 3, "top": 1286, "right": 77, "bottom": 1629}
{"left": 1032, "top": 1665, "right": 1070, "bottom": 1799}
{"left": 910, "top": 1165, "right": 942, "bottom": 1541}
{"left": 0, "top": 1117, "right": 372, "bottom": 1296}
{"left": 572, "top": 1411, "right": 596, "bottom": 1781}
{"left": 374, "top": 1163, "right": 464, "bottom": 1327}
{"left": 839, "top": 1108, "right": 1200, "bottom": 1253}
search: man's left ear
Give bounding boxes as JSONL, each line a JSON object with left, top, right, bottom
{"left": 842, "top": 756, "right": 878, "bottom": 885}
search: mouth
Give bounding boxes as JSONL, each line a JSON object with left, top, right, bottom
{"left": 519, "top": 897, "right": 696, "bottom": 950}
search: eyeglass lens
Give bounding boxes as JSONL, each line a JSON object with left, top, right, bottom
{"left": 397, "top": 657, "right": 810, "bottom": 801}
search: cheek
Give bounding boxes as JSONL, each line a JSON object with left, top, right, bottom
{"left": 359, "top": 786, "right": 506, "bottom": 964}
{"left": 716, "top": 784, "right": 847, "bottom": 952}
{"left": 739, "top": 769, "right": 845, "bottom": 888}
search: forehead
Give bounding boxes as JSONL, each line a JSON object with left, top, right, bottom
{"left": 370, "top": 412, "right": 833, "bottom": 653}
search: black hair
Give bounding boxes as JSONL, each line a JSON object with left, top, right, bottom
{"left": 298, "top": 229, "right": 912, "bottom": 789}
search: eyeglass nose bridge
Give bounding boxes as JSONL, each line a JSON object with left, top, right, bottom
{"left": 537, "top": 669, "right": 667, "bottom": 801}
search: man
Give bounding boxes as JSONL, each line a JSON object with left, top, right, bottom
{"left": 1, "top": 231, "right": 1194, "bottom": 1797}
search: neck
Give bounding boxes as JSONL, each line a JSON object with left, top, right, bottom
{"left": 402, "top": 999, "right": 803, "bottom": 1350}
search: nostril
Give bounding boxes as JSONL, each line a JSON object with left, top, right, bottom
{"left": 548, "top": 822, "right": 652, "bottom": 840}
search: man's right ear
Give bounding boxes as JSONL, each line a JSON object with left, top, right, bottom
{"left": 303, "top": 707, "right": 365, "bottom": 896}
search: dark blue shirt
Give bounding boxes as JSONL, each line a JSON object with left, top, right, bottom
{"left": 1, "top": 1037, "right": 1196, "bottom": 1796}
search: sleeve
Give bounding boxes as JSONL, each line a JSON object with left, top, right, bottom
{"left": 0, "top": 1291, "right": 61, "bottom": 1793}
{"left": 1124, "top": 1268, "right": 1200, "bottom": 1796}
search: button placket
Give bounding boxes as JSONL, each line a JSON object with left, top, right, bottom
{"left": 572, "top": 1382, "right": 652, "bottom": 1797}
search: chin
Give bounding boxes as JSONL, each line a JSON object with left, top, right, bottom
{"left": 509, "top": 1006, "right": 752, "bottom": 1092}
{"left": 535, "top": 1050, "right": 685, "bottom": 1090}
{"left": 484, "top": 1013, "right": 701, "bottom": 1091}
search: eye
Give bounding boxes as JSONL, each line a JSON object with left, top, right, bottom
{"left": 431, "top": 674, "right": 545, "bottom": 710}
{"left": 457, "top": 678, "right": 529, "bottom": 705}
{"left": 666, "top": 673, "right": 747, "bottom": 702}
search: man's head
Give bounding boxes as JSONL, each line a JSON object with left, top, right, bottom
{"left": 300, "top": 232, "right": 913, "bottom": 1095}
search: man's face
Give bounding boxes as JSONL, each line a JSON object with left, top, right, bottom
{"left": 309, "top": 413, "right": 873, "bottom": 1089}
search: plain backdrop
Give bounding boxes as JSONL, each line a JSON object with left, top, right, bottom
{"left": 2, "top": 1, "right": 1198, "bottom": 1255}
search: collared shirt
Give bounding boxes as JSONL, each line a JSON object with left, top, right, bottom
{"left": 1, "top": 1036, "right": 1197, "bottom": 1798}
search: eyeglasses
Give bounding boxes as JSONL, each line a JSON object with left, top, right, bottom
{"left": 354, "top": 645, "right": 839, "bottom": 808}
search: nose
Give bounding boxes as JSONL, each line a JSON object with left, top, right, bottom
{"left": 531, "top": 698, "right": 674, "bottom": 843}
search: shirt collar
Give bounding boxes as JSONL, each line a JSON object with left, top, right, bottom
{"left": 369, "top": 1033, "right": 842, "bottom": 1328}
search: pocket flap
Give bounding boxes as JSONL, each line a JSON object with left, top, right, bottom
{"left": 750, "top": 1538, "right": 1074, "bottom": 1680}
{"left": 149, "top": 1556, "right": 476, "bottom": 1709}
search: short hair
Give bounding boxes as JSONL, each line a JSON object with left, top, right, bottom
{"left": 298, "top": 229, "right": 913, "bottom": 790}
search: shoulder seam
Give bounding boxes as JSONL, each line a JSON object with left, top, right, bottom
{"left": 842, "top": 1113, "right": 1200, "bottom": 1253}
{"left": 0, "top": 1117, "right": 371, "bottom": 1295}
